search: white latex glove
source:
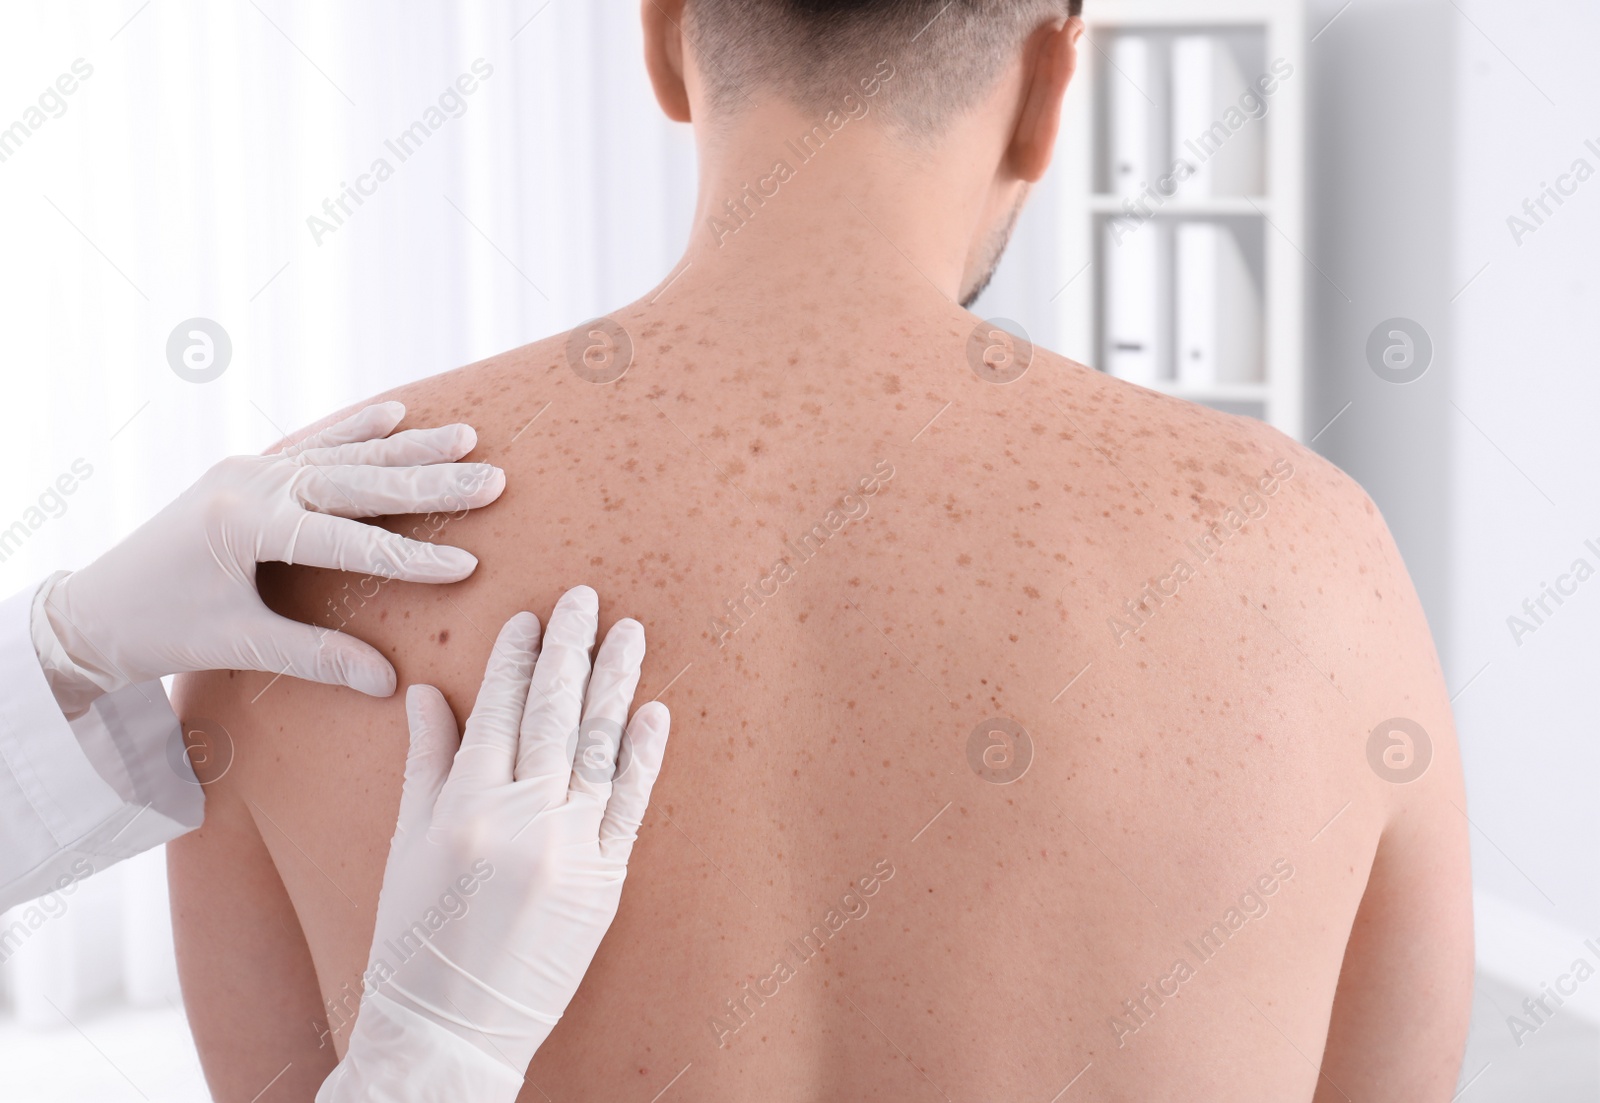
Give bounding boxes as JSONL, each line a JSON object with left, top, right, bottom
{"left": 318, "top": 587, "right": 671, "bottom": 1102}
{"left": 35, "top": 401, "right": 504, "bottom": 713}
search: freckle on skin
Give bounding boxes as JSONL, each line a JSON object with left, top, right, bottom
{"left": 438, "top": 629, "right": 450, "bottom": 645}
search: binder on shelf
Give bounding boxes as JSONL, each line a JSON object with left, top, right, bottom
{"left": 1103, "top": 219, "right": 1160, "bottom": 386}
{"left": 1109, "top": 35, "right": 1151, "bottom": 196}
{"left": 1174, "top": 221, "right": 1262, "bottom": 388}
{"left": 1171, "top": 35, "right": 1264, "bottom": 197}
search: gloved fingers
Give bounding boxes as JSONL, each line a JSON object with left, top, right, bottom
{"left": 442, "top": 612, "right": 542, "bottom": 798}
{"left": 282, "top": 512, "right": 478, "bottom": 582}
{"left": 281, "top": 401, "right": 406, "bottom": 457}
{"left": 396, "top": 685, "right": 459, "bottom": 839}
{"left": 296, "top": 425, "right": 479, "bottom": 470}
{"left": 598, "top": 702, "right": 671, "bottom": 865}
{"left": 567, "top": 618, "right": 647, "bottom": 803}
{"left": 242, "top": 615, "right": 397, "bottom": 697}
{"left": 513, "top": 586, "right": 599, "bottom": 794}
{"left": 293, "top": 463, "right": 506, "bottom": 519}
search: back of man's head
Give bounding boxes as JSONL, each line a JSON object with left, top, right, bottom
{"left": 685, "top": 0, "right": 1083, "bottom": 134}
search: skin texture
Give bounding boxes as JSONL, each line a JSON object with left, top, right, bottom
{"left": 169, "top": 8, "right": 1472, "bottom": 1101}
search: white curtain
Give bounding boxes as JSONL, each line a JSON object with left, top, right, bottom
{"left": 0, "top": 0, "right": 697, "bottom": 1065}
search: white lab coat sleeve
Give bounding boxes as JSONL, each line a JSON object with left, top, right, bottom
{"left": 0, "top": 578, "right": 204, "bottom": 912}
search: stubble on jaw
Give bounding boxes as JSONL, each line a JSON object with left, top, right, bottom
{"left": 960, "top": 189, "right": 1028, "bottom": 309}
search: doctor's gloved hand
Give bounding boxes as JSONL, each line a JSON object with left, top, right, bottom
{"left": 32, "top": 401, "right": 504, "bottom": 715}
{"left": 318, "top": 588, "right": 671, "bottom": 1103}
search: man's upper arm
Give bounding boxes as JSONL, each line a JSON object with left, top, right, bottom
{"left": 1316, "top": 783, "right": 1474, "bottom": 1100}
{"left": 168, "top": 667, "right": 341, "bottom": 1101}
{"left": 1311, "top": 473, "right": 1473, "bottom": 1100}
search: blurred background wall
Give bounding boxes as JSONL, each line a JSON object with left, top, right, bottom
{"left": 0, "top": 1, "right": 1594, "bottom": 1098}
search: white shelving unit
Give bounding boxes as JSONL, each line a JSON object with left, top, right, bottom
{"left": 1056, "top": 0, "right": 1307, "bottom": 440}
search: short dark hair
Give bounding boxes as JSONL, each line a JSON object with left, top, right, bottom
{"left": 686, "top": 1, "right": 1082, "bottom": 133}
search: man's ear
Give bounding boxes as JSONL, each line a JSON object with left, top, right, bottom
{"left": 642, "top": 0, "right": 692, "bottom": 123}
{"left": 1007, "top": 17, "right": 1082, "bottom": 182}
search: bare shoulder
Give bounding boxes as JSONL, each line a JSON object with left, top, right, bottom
{"left": 1041, "top": 352, "right": 1399, "bottom": 568}
{"left": 1040, "top": 355, "right": 1448, "bottom": 730}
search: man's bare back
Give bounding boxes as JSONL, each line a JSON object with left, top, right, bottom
{"left": 168, "top": 5, "right": 1471, "bottom": 1099}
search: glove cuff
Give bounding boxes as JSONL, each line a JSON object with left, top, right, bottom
{"left": 30, "top": 572, "right": 121, "bottom": 718}
{"left": 317, "top": 990, "right": 529, "bottom": 1103}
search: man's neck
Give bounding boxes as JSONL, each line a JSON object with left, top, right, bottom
{"left": 654, "top": 103, "right": 1002, "bottom": 312}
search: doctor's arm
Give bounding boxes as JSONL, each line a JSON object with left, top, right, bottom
{"left": 0, "top": 401, "right": 503, "bottom": 911}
